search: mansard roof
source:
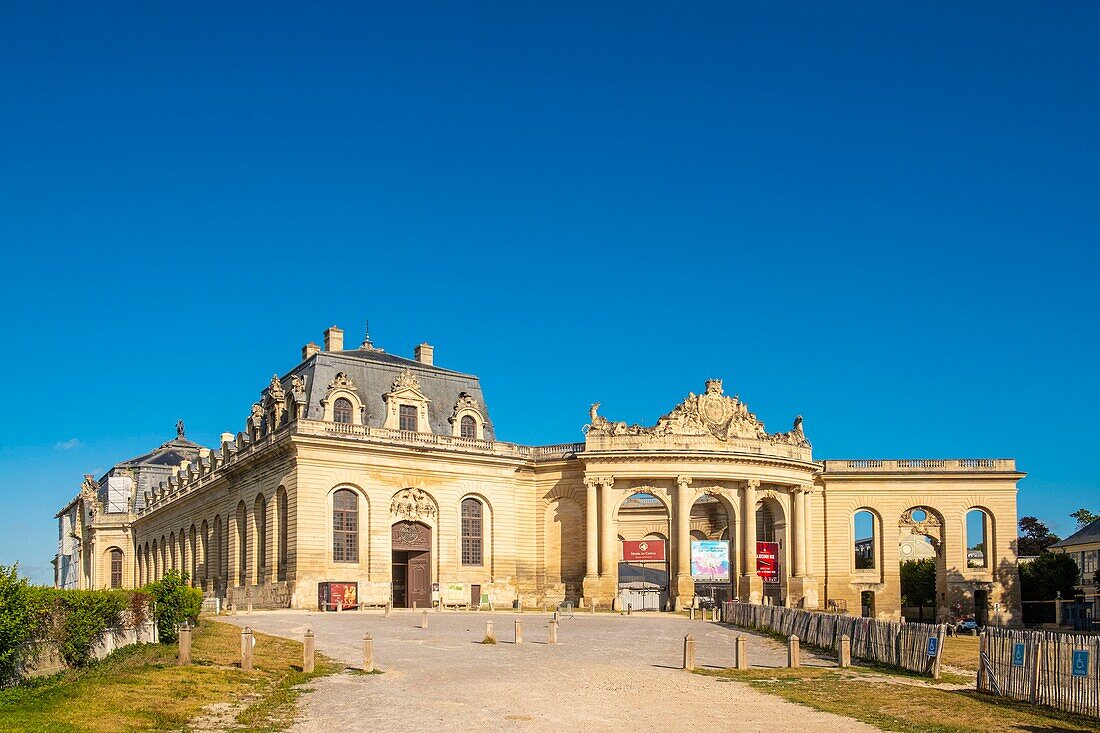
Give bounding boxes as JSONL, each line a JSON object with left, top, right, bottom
{"left": 283, "top": 346, "right": 495, "bottom": 439}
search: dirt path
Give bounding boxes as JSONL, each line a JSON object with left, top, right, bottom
{"left": 223, "top": 610, "right": 883, "bottom": 732}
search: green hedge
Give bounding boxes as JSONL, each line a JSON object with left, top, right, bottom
{"left": 0, "top": 564, "right": 202, "bottom": 685}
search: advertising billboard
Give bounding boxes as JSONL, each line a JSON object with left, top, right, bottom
{"left": 622, "top": 540, "right": 666, "bottom": 562}
{"left": 756, "top": 541, "right": 780, "bottom": 584}
{"left": 690, "top": 540, "right": 730, "bottom": 581}
{"left": 318, "top": 581, "right": 359, "bottom": 611}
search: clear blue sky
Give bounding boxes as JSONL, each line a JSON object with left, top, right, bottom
{"left": 1, "top": 2, "right": 1097, "bottom": 584}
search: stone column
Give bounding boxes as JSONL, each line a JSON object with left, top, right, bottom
{"left": 584, "top": 477, "right": 599, "bottom": 580}
{"left": 738, "top": 479, "right": 762, "bottom": 603}
{"left": 597, "top": 477, "right": 617, "bottom": 606}
{"left": 787, "top": 484, "right": 820, "bottom": 609}
{"left": 674, "top": 476, "right": 694, "bottom": 610}
{"left": 791, "top": 486, "right": 806, "bottom": 578}
{"left": 802, "top": 488, "right": 814, "bottom": 576}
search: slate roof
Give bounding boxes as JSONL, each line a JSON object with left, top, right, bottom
{"left": 280, "top": 346, "right": 495, "bottom": 440}
{"left": 114, "top": 437, "right": 204, "bottom": 469}
{"left": 1051, "top": 518, "right": 1100, "bottom": 548}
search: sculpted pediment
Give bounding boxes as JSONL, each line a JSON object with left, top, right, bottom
{"left": 587, "top": 379, "right": 811, "bottom": 449}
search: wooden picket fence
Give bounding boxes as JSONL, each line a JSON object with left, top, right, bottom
{"left": 721, "top": 601, "right": 946, "bottom": 678}
{"left": 979, "top": 627, "right": 1100, "bottom": 718}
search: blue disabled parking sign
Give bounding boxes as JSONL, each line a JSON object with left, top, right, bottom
{"left": 926, "top": 636, "right": 939, "bottom": 657}
{"left": 1012, "top": 643, "right": 1026, "bottom": 667}
{"left": 1072, "top": 650, "right": 1089, "bottom": 677}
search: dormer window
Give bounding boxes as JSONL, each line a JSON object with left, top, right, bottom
{"left": 399, "top": 404, "right": 418, "bottom": 432}
{"left": 333, "top": 397, "right": 353, "bottom": 424}
{"left": 460, "top": 414, "right": 477, "bottom": 439}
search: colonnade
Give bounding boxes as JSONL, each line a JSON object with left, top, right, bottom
{"left": 581, "top": 474, "right": 819, "bottom": 610}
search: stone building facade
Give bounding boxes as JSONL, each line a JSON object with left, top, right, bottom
{"left": 54, "top": 324, "right": 1025, "bottom": 624}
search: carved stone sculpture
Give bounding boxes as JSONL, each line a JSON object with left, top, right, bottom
{"left": 390, "top": 488, "right": 437, "bottom": 521}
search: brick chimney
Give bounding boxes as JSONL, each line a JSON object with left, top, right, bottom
{"left": 414, "top": 342, "right": 434, "bottom": 366}
{"left": 302, "top": 342, "right": 321, "bottom": 360}
{"left": 323, "top": 326, "right": 344, "bottom": 352}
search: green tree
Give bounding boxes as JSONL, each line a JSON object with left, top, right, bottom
{"left": 1070, "top": 508, "right": 1099, "bottom": 529}
{"left": 1017, "top": 516, "right": 1060, "bottom": 556}
{"left": 900, "top": 558, "right": 936, "bottom": 620}
{"left": 145, "top": 570, "right": 202, "bottom": 643}
{"left": 1019, "top": 552, "right": 1079, "bottom": 602}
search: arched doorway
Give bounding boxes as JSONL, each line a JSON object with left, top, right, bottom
{"left": 391, "top": 521, "right": 432, "bottom": 608}
{"left": 690, "top": 493, "right": 735, "bottom": 606}
{"left": 899, "top": 506, "right": 945, "bottom": 622}
{"left": 756, "top": 497, "right": 786, "bottom": 605}
{"left": 616, "top": 491, "right": 670, "bottom": 611}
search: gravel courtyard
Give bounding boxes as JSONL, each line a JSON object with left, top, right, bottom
{"left": 221, "top": 609, "right": 881, "bottom": 732}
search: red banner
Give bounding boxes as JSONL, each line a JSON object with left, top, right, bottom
{"left": 622, "top": 540, "right": 666, "bottom": 562}
{"left": 756, "top": 541, "right": 780, "bottom": 584}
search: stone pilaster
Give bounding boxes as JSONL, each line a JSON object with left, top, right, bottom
{"left": 673, "top": 475, "right": 694, "bottom": 610}
{"left": 738, "top": 479, "right": 762, "bottom": 603}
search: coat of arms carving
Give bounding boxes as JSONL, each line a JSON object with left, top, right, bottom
{"left": 390, "top": 488, "right": 437, "bottom": 521}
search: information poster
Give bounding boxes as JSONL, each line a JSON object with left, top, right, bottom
{"left": 690, "top": 540, "right": 730, "bottom": 581}
{"left": 622, "top": 540, "right": 666, "bottom": 562}
{"left": 756, "top": 541, "right": 780, "bottom": 584}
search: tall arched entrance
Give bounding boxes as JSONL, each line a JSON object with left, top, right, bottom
{"left": 391, "top": 521, "right": 432, "bottom": 608}
{"left": 616, "top": 491, "right": 670, "bottom": 611}
{"left": 690, "top": 493, "right": 735, "bottom": 606}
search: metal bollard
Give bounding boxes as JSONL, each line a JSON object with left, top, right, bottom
{"left": 689, "top": 608, "right": 695, "bottom": 621}
{"left": 838, "top": 634, "right": 851, "bottom": 668}
{"left": 420, "top": 610, "right": 428, "bottom": 629}
{"left": 304, "top": 629, "right": 315, "bottom": 673}
{"left": 736, "top": 635, "right": 748, "bottom": 670}
{"left": 683, "top": 634, "right": 696, "bottom": 671}
{"left": 241, "top": 627, "right": 254, "bottom": 672}
{"left": 363, "top": 633, "right": 374, "bottom": 672}
{"left": 178, "top": 621, "right": 192, "bottom": 666}
{"left": 335, "top": 599, "right": 341, "bottom": 613}
{"left": 627, "top": 604, "right": 632, "bottom": 616}
{"left": 384, "top": 603, "right": 391, "bottom": 618}
{"left": 514, "top": 619, "right": 523, "bottom": 644}
{"left": 548, "top": 618, "right": 558, "bottom": 645}
{"left": 788, "top": 635, "right": 800, "bottom": 668}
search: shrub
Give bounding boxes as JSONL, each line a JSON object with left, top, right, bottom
{"left": 0, "top": 565, "right": 35, "bottom": 683}
{"left": 145, "top": 570, "right": 202, "bottom": 643}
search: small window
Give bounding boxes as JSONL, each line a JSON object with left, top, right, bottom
{"left": 460, "top": 414, "right": 477, "bottom": 439}
{"left": 399, "top": 404, "right": 418, "bottom": 432}
{"left": 333, "top": 489, "right": 359, "bottom": 563}
{"left": 461, "top": 498, "right": 483, "bottom": 566}
{"left": 110, "top": 548, "right": 124, "bottom": 588}
{"left": 333, "top": 397, "right": 353, "bottom": 424}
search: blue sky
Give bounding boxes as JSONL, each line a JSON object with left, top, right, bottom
{"left": 1, "top": 2, "right": 1097, "bottom": 584}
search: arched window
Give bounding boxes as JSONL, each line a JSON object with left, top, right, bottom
{"left": 460, "top": 414, "right": 477, "bottom": 439}
{"left": 333, "top": 397, "right": 353, "bottom": 424}
{"left": 277, "top": 488, "right": 288, "bottom": 582}
{"left": 333, "top": 489, "right": 358, "bottom": 563}
{"left": 255, "top": 495, "right": 268, "bottom": 583}
{"left": 461, "top": 498, "right": 483, "bottom": 566}
{"left": 110, "top": 548, "right": 123, "bottom": 588}
{"left": 967, "top": 509, "right": 989, "bottom": 568}
{"left": 854, "top": 510, "right": 876, "bottom": 570}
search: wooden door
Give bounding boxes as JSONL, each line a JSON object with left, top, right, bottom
{"left": 408, "top": 551, "right": 431, "bottom": 608}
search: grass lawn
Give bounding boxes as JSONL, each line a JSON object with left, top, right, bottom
{"left": 0, "top": 619, "right": 339, "bottom": 733}
{"left": 697, "top": 667, "right": 1099, "bottom": 733}
{"left": 940, "top": 634, "right": 980, "bottom": 672}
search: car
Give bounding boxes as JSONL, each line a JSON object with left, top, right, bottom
{"left": 696, "top": 596, "right": 718, "bottom": 610}
{"left": 958, "top": 618, "right": 979, "bottom": 632}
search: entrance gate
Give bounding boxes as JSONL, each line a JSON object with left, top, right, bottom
{"left": 392, "top": 521, "right": 432, "bottom": 608}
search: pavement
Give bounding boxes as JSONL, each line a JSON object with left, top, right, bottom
{"left": 220, "top": 609, "right": 882, "bottom": 732}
